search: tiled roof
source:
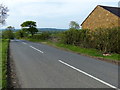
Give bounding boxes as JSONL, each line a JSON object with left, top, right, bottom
{"left": 100, "top": 5, "right": 120, "bottom": 17}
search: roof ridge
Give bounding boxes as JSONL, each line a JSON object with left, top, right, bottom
{"left": 98, "top": 5, "right": 120, "bottom": 8}
{"left": 99, "top": 5, "right": 120, "bottom": 17}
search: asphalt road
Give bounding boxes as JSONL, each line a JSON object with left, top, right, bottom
{"left": 10, "top": 40, "right": 119, "bottom": 89}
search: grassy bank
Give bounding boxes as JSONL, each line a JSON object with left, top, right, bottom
{"left": 50, "top": 43, "right": 120, "bottom": 61}
{"left": 0, "top": 39, "right": 2, "bottom": 89}
{"left": 1, "top": 39, "right": 9, "bottom": 89}
{"left": 24, "top": 38, "right": 119, "bottom": 61}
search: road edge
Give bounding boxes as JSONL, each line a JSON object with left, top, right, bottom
{"left": 7, "top": 41, "right": 21, "bottom": 88}
{"left": 40, "top": 42, "right": 120, "bottom": 65}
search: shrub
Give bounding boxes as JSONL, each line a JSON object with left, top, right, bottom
{"left": 40, "top": 32, "right": 50, "bottom": 40}
{"left": 2, "top": 30, "right": 14, "bottom": 39}
{"left": 93, "top": 27, "right": 120, "bottom": 53}
{"left": 32, "top": 32, "right": 50, "bottom": 40}
{"left": 32, "top": 34, "right": 42, "bottom": 39}
{"left": 61, "top": 28, "right": 81, "bottom": 45}
{"left": 60, "top": 27, "right": 120, "bottom": 54}
{"left": 15, "top": 30, "right": 28, "bottom": 39}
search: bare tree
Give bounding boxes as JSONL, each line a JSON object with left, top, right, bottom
{"left": 0, "top": 4, "right": 9, "bottom": 26}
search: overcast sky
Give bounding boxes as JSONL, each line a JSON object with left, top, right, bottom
{"left": 0, "top": 0, "right": 119, "bottom": 29}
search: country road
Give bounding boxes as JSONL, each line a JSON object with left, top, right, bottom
{"left": 10, "top": 40, "right": 119, "bottom": 88}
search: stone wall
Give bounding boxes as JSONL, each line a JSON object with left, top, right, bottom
{"left": 81, "top": 6, "right": 120, "bottom": 30}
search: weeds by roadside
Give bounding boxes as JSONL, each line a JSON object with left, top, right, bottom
{"left": 1, "top": 39, "right": 9, "bottom": 89}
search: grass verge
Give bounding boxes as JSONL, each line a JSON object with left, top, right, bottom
{"left": 23, "top": 38, "right": 120, "bottom": 62}
{"left": 0, "top": 39, "right": 2, "bottom": 89}
{"left": 1, "top": 39, "right": 9, "bottom": 89}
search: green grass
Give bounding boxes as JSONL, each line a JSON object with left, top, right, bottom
{"left": 1, "top": 39, "right": 9, "bottom": 89}
{"left": 46, "top": 42, "right": 119, "bottom": 61}
{"left": 0, "top": 39, "right": 2, "bottom": 89}
{"left": 22, "top": 38, "right": 120, "bottom": 61}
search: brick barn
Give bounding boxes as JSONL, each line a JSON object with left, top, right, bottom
{"left": 81, "top": 5, "right": 120, "bottom": 30}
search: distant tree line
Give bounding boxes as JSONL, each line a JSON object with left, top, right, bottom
{"left": 2, "top": 20, "right": 120, "bottom": 54}
{"left": 2, "top": 26, "right": 14, "bottom": 39}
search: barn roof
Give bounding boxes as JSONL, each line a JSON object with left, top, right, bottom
{"left": 81, "top": 5, "right": 120, "bottom": 26}
{"left": 100, "top": 5, "right": 120, "bottom": 17}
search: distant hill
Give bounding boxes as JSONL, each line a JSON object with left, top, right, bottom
{"left": 38, "top": 28, "right": 68, "bottom": 31}
{"left": 0, "top": 28, "right": 68, "bottom": 32}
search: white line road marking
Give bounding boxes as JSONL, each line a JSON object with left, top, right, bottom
{"left": 30, "top": 46, "right": 44, "bottom": 53}
{"left": 22, "top": 42, "right": 27, "bottom": 45}
{"left": 58, "top": 60, "right": 117, "bottom": 89}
